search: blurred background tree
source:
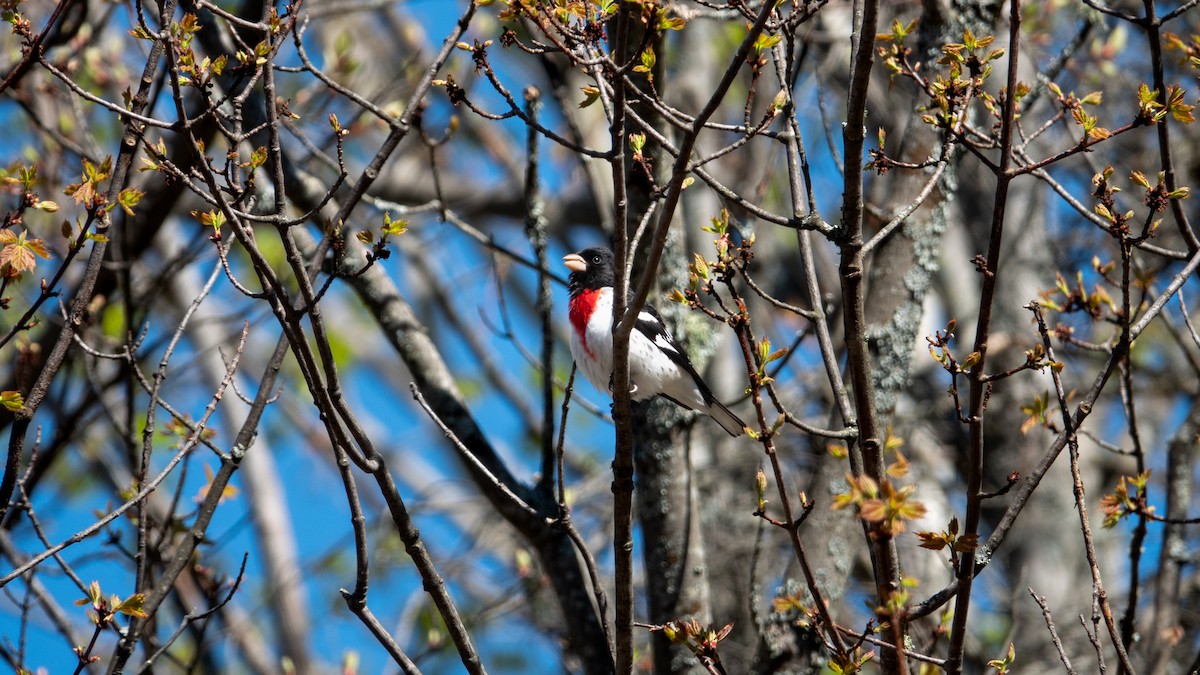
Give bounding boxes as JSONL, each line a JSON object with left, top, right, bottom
{"left": 0, "top": 0, "right": 1197, "bottom": 673}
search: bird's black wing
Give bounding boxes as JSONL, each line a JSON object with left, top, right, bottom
{"left": 632, "top": 303, "right": 720, "bottom": 405}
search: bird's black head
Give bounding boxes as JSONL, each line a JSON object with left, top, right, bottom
{"left": 563, "top": 247, "right": 615, "bottom": 296}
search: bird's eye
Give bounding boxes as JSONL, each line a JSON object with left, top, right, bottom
{"left": 592, "top": 256, "right": 600, "bottom": 263}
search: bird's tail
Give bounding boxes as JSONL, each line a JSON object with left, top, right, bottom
{"left": 704, "top": 398, "right": 747, "bottom": 437}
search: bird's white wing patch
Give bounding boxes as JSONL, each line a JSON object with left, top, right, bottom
{"left": 653, "top": 333, "right": 678, "bottom": 355}
{"left": 637, "top": 310, "right": 661, "bottom": 326}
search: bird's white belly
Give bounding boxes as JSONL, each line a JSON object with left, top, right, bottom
{"left": 626, "top": 330, "right": 681, "bottom": 401}
{"left": 570, "top": 290, "right": 689, "bottom": 403}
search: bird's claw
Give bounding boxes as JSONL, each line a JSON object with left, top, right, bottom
{"left": 606, "top": 375, "right": 638, "bottom": 397}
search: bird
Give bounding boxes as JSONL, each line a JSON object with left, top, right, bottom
{"left": 563, "top": 247, "right": 747, "bottom": 437}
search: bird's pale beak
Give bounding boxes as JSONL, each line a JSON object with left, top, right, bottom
{"left": 563, "top": 253, "right": 587, "bottom": 273}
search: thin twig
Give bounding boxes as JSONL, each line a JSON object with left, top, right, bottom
{"left": 1029, "top": 588, "right": 1076, "bottom": 674}
{"left": 523, "top": 87, "right": 556, "bottom": 497}
{"left": 137, "top": 553, "right": 252, "bottom": 674}
{"left": 1030, "top": 304, "right": 1137, "bottom": 674}
{"left": 947, "top": 2, "right": 1022, "bottom": 671}
{"left": 410, "top": 384, "right": 541, "bottom": 519}
{"left": 105, "top": 323, "right": 251, "bottom": 670}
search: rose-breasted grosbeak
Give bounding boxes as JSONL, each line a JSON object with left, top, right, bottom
{"left": 564, "top": 247, "right": 746, "bottom": 437}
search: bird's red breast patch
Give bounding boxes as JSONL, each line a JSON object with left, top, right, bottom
{"left": 568, "top": 289, "right": 601, "bottom": 358}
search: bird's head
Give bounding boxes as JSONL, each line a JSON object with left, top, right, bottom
{"left": 563, "top": 247, "right": 615, "bottom": 295}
